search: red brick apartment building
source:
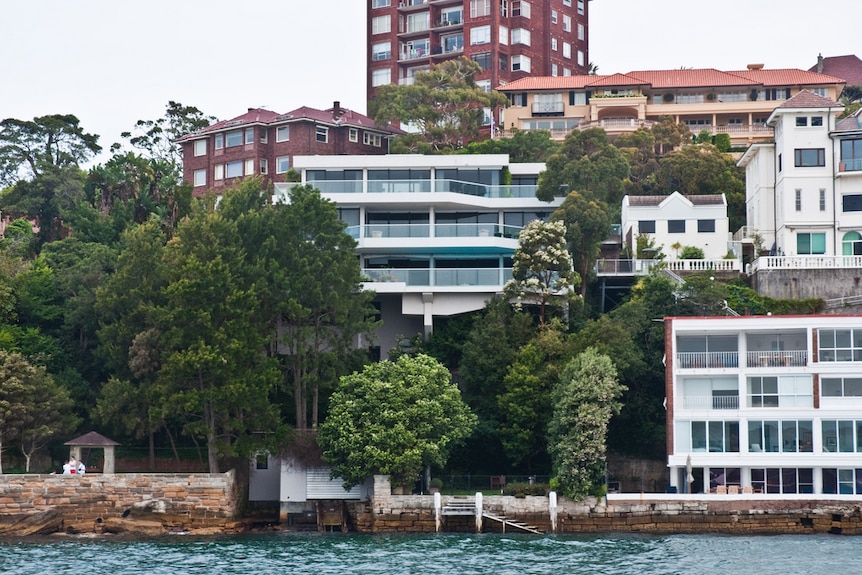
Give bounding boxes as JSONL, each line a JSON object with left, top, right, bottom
{"left": 367, "top": 0, "right": 589, "bottom": 105}
{"left": 178, "top": 103, "right": 403, "bottom": 195}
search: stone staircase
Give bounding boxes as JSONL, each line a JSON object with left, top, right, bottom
{"left": 482, "top": 511, "right": 543, "bottom": 534}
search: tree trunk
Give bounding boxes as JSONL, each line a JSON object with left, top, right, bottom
{"left": 204, "top": 402, "right": 220, "bottom": 473}
{"left": 148, "top": 428, "right": 156, "bottom": 470}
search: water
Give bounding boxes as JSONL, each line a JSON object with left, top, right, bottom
{"left": 0, "top": 532, "right": 859, "bottom": 575}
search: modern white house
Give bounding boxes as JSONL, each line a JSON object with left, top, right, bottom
{"left": 620, "top": 192, "right": 730, "bottom": 261}
{"left": 274, "top": 154, "right": 563, "bottom": 357}
{"left": 666, "top": 314, "right": 862, "bottom": 496}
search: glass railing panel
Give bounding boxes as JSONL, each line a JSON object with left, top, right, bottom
{"left": 367, "top": 179, "right": 432, "bottom": 193}
{"left": 307, "top": 179, "right": 362, "bottom": 194}
{"left": 364, "top": 224, "right": 430, "bottom": 238}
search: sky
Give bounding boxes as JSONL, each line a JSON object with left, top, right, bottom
{"left": 0, "top": 0, "right": 857, "bottom": 166}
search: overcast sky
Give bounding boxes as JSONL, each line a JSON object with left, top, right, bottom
{"left": 0, "top": 0, "right": 856, "bottom": 166}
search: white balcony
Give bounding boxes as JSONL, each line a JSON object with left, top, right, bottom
{"left": 676, "top": 351, "right": 739, "bottom": 369}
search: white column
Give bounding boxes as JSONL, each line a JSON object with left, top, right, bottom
{"left": 549, "top": 491, "right": 558, "bottom": 533}
{"left": 475, "top": 492, "right": 483, "bottom": 533}
{"left": 434, "top": 491, "right": 442, "bottom": 532}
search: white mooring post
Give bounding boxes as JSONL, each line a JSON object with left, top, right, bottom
{"left": 549, "top": 491, "right": 558, "bottom": 533}
{"left": 434, "top": 491, "right": 442, "bottom": 532}
{"left": 475, "top": 492, "right": 483, "bottom": 533}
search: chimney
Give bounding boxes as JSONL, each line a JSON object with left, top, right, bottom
{"left": 332, "top": 101, "right": 343, "bottom": 121}
{"left": 747, "top": 63, "right": 764, "bottom": 70}
{"left": 817, "top": 53, "right": 824, "bottom": 74}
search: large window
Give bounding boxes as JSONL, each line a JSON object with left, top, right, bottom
{"left": 470, "top": 25, "right": 491, "bottom": 45}
{"left": 371, "top": 0, "right": 390, "bottom": 7}
{"left": 193, "top": 169, "right": 206, "bottom": 187}
{"left": 748, "top": 420, "right": 813, "bottom": 453}
{"left": 668, "top": 220, "right": 686, "bottom": 233}
{"left": 689, "top": 420, "right": 739, "bottom": 453}
{"left": 316, "top": 126, "right": 328, "bottom": 143}
{"left": 797, "top": 232, "right": 825, "bottom": 255}
{"left": 470, "top": 0, "right": 490, "bottom": 18}
{"left": 511, "top": 55, "right": 531, "bottom": 72}
{"left": 371, "top": 68, "right": 391, "bottom": 87}
{"left": 821, "top": 420, "right": 862, "bottom": 453}
{"left": 276, "top": 126, "right": 289, "bottom": 142}
{"left": 751, "top": 468, "right": 813, "bottom": 494}
{"left": 225, "top": 130, "right": 243, "bottom": 148}
{"left": 276, "top": 157, "right": 290, "bottom": 174}
{"left": 562, "top": 14, "right": 571, "bottom": 32}
{"left": 822, "top": 377, "right": 862, "bottom": 397}
{"left": 842, "top": 231, "right": 862, "bottom": 255}
{"left": 638, "top": 220, "right": 656, "bottom": 234}
{"left": 406, "top": 12, "right": 429, "bottom": 33}
{"left": 822, "top": 468, "right": 862, "bottom": 495}
{"left": 372, "top": 41, "right": 391, "bottom": 61}
{"left": 371, "top": 15, "right": 391, "bottom": 35}
{"left": 843, "top": 195, "right": 862, "bottom": 212}
{"left": 819, "top": 329, "right": 862, "bottom": 362}
{"left": 511, "top": 28, "right": 530, "bottom": 45}
{"left": 194, "top": 140, "right": 206, "bottom": 156}
{"left": 226, "top": 160, "right": 243, "bottom": 178}
{"left": 841, "top": 138, "right": 862, "bottom": 171}
{"left": 245, "top": 128, "right": 254, "bottom": 144}
{"left": 746, "top": 375, "right": 812, "bottom": 408}
{"left": 471, "top": 52, "right": 491, "bottom": 70}
{"left": 794, "top": 148, "right": 825, "bottom": 167}
{"left": 697, "top": 219, "right": 716, "bottom": 233}
{"left": 215, "top": 134, "right": 223, "bottom": 150}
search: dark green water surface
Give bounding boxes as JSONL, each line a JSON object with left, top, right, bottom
{"left": 1, "top": 532, "right": 858, "bottom": 575}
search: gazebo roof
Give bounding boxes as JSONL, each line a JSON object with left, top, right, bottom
{"left": 64, "top": 431, "right": 120, "bottom": 447}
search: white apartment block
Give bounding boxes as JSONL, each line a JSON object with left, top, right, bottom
{"left": 274, "top": 154, "right": 562, "bottom": 357}
{"left": 666, "top": 315, "right": 862, "bottom": 496}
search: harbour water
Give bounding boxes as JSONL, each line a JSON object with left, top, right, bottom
{"left": 1, "top": 532, "right": 859, "bottom": 575}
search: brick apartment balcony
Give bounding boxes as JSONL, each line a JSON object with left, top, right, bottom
{"left": 307, "top": 178, "right": 538, "bottom": 198}
{"left": 397, "top": 0, "right": 429, "bottom": 10}
{"left": 745, "top": 350, "right": 808, "bottom": 368}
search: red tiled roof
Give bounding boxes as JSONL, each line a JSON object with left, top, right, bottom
{"left": 178, "top": 105, "right": 402, "bottom": 141}
{"left": 809, "top": 55, "right": 862, "bottom": 86}
{"left": 777, "top": 90, "right": 843, "bottom": 109}
{"left": 498, "top": 67, "right": 844, "bottom": 92}
{"left": 730, "top": 68, "right": 845, "bottom": 87}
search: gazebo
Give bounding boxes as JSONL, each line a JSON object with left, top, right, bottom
{"left": 64, "top": 431, "right": 120, "bottom": 475}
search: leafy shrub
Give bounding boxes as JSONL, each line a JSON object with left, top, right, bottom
{"left": 502, "top": 482, "right": 549, "bottom": 497}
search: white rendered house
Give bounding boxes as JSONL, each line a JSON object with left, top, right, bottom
{"left": 621, "top": 192, "right": 729, "bottom": 260}
{"left": 274, "top": 154, "right": 562, "bottom": 357}
{"left": 666, "top": 314, "right": 862, "bottom": 496}
{"left": 738, "top": 92, "right": 862, "bottom": 259}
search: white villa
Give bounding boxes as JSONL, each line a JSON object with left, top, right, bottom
{"left": 738, "top": 93, "right": 862, "bottom": 267}
{"left": 666, "top": 314, "right": 862, "bottom": 496}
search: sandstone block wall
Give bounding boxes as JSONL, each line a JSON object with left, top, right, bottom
{"left": 0, "top": 472, "right": 239, "bottom": 532}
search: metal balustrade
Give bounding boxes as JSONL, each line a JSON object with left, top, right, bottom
{"left": 745, "top": 350, "right": 808, "bottom": 367}
{"left": 676, "top": 351, "right": 739, "bottom": 369}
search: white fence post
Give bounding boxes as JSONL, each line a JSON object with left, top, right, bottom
{"left": 475, "top": 492, "right": 483, "bottom": 533}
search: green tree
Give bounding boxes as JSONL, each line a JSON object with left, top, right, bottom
{"left": 460, "top": 129, "right": 560, "bottom": 162}
{"left": 505, "top": 220, "right": 577, "bottom": 325}
{"left": 318, "top": 354, "right": 476, "bottom": 488}
{"left": 497, "top": 323, "right": 571, "bottom": 471}
{"left": 551, "top": 190, "right": 612, "bottom": 299}
{"left": 244, "top": 183, "right": 378, "bottom": 430}
{"left": 116, "top": 101, "right": 215, "bottom": 170}
{"left": 370, "top": 57, "right": 507, "bottom": 152}
{"left": 0, "top": 350, "right": 78, "bottom": 473}
{"left": 548, "top": 348, "right": 625, "bottom": 499}
{"left": 154, "top": 206, "right": 280, "bottom": 473}
{"left": 454, "top": 297, "right": 535, "bottom": 472}
{"left": 536, "top": 128, "right": 630, "bottom": 211}
{"left": 0, "top": 114, "right": 101, "bottom": 186}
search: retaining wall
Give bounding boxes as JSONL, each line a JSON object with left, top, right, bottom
{"left": 0, "top": 472, "right": 239, "bottom": 533}
{"left": 352, "top": 478, "right": 862, "bottom": 535}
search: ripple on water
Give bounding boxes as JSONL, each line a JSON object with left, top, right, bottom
{"left": 0, "top": 532, "right": 861, "bottom": 575}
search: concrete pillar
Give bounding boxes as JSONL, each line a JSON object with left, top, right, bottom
{"left": 434, "top": 492, "right": 442, "bottom": 532}
{"left": 549, "top": 491, "right": 558, "bottom": 533}
{"left": 103, "top": 447, "right": 116, "bottom": 475}
{"left": 475, "top": 492, "right": 483, "bottom": 533}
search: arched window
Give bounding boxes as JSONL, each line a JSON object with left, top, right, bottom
{"left": 842, "top": 231, "right": 862, "bottom": 256}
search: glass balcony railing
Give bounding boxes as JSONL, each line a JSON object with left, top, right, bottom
{"left": 306, "top": 178, "right": 538, "bottom": 198}
{"left": 362, "top": 267, "right": 512, "bottom": 287}
{"left": 359, "top": 223, "right": 522, "bottom": 239}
